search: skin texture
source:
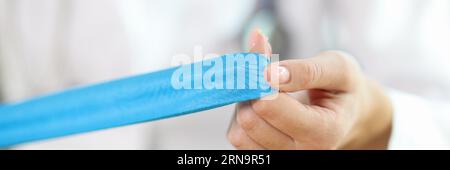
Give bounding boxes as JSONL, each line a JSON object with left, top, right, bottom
{"left": 227, "top": 29, "right": 393, "bottom": 150}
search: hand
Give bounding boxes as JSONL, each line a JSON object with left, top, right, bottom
{"left": 227, "top": 29, "right": 393, "bottom": 149}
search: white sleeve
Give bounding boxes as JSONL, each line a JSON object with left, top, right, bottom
{"left": 388, "top": 90, "right": 450, "bottom": 149}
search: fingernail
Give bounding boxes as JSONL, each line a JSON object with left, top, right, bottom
{"left": 277, "top": 66, "right": 290, "bottom": 84}
{"left": 266, "top": 65, "right": 290, "bottom": 84}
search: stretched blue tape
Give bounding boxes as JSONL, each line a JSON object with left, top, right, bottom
{"left": 0, "top": 53, "right": 274, "bottom": 147}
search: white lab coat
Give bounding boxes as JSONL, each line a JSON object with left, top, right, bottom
{"left": 0, "top": 0, "right": 449, "bottom": 149}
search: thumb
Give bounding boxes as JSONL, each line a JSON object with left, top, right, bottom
{"left": 265, "top": 51, "right": 359, "bottom": 92}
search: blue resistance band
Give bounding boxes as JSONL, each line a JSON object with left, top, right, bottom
{"left": 0, "top": 53, "right": 274, "bottom": 147}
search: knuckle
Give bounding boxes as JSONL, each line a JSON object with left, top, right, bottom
{"left": 302, "top": 62, "right": 324, "bottom": 88}
{"left": 321, "top": 50, "right": 359, "bottom": 73}
{"left": 319, "top": 51, "right": 361, "bottom": 88}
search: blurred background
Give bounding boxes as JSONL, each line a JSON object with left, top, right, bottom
{"left": 0, "top": 0, "right": 449, "bottom": 149}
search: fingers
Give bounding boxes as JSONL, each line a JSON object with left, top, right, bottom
{"left": 228, "top": 112, "right": 265, "bottom": 150}
{"left": 235, "top": 102, "right": 295, "bottom": 149}
{"left": 265, "top": 51, "right": 359, "bottom": 92}
{"left": 249, "top": 28, "right": 272, "bottom": 57}
{"left": 251, "top": 93, "right": 342, "bottom": 149}
{"left": 227, "top": 28, "right": 276, "bottom": 150}
{"left": 229, "top": 94, "right": 343, "bottom": 149}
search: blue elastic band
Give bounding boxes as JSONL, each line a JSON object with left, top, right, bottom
{"left": 0, "top": 53, "right": 274, "bottom": 147}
